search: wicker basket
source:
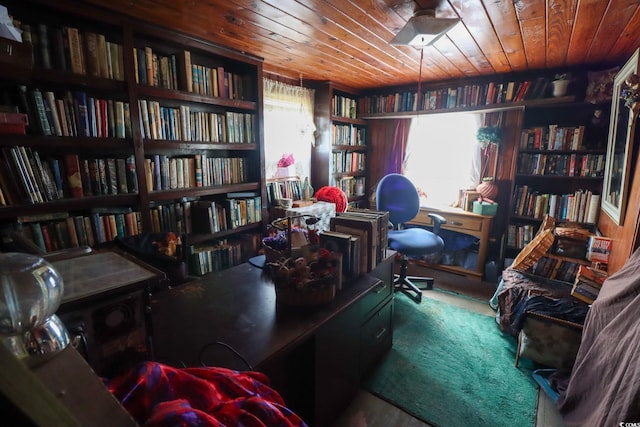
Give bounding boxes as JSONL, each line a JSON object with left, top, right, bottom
{"left": 554, "top": 226, "right": 591, "bottom": 241}
{"left": 263, "top": 241, "right": 288, "bottom": 263}
{"left": 512, "top": 229, "right": 555, "bottom": 272}
{"left": 275, "top": 281, "right": 336, "bottom": 306}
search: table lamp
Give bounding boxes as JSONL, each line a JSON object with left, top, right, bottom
{"left": 0, "top": 252, "right": 70, "bottom": 365}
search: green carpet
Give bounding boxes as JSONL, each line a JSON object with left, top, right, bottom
{"left": 364, "top": 294, "right": 537, "bottom": 427}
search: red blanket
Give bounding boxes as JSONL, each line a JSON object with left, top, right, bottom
{"left": 107, "top": 362, "right": 308, "bottom": 427}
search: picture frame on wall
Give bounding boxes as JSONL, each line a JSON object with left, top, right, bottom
{"left": 602, "top": 48, "right": 640, "bottom": 225}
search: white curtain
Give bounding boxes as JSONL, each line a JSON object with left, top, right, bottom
{"left": 263, "top": 78, "right": 316, "bottom": 180}
{"left": 404, "top": 112, "right": 482, "bottom": 207}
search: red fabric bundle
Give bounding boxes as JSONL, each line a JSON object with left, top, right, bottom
{"left": 107, "top": 361, "right": 308, "bottom": 427}
{"left": 314, "top": 186, "right": 348, "bottom": 213}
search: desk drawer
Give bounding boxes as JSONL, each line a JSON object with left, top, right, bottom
{"left": 444, "top": 215, "right": 483, "bottom": 232}
{"left": 414, "top": 210, "right": 483, "bottom": 233}
{"left": 360, "top": 298, "right": 393, "bottom": 376}
{"left": 359, "top": 278, "right": 391, "bottom": 320}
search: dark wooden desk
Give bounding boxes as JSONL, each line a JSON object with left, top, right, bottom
{"left": 151, "top": 253, "right": 394, "bottom": 426}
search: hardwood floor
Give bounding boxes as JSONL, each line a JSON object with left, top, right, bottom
{"left": 331, "top": 265, "right": 567, "bottom": 427}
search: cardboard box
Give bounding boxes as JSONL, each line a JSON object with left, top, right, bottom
{"left": 473, "top": 200, "right": 498, "bottom": 216}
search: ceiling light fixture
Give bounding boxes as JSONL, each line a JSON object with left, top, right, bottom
{"left": 391, "top": 8, "right": 460, "bottom": 48}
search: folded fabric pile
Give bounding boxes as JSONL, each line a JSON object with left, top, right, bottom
{"left": 107, "top": 361, "right": 308, "bottom": 427}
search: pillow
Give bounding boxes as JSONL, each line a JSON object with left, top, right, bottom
{"left": 584, "top": 67, "right": 620, "bottom": 104}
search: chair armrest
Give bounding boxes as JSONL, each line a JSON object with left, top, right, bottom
{"left": 428, "top": 213, "right": 447, "bottom": 235}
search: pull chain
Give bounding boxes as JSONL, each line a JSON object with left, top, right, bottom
{"left": 417, "top": 41, "right": 424, "bottom": 112}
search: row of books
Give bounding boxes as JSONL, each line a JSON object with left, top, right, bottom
{"left": 511, "top": 186, "right": 600, "bottom": 223}
{"left": 516, "top": 153, "right": 605, "bottom": 177}
{"left": 326, "top": 209, "right": 389, "bottom": 277}
{"left": 520, "top": 125, "right": 586, "bottom": 150}
{"left": 17, "top": 20, "right": 124, "bottom": 79}
{"left": 332, "top": 123, "right": 366, "bottom": 146}
{"left": 187, "top": 233, "right": 260, "bottom": 276}
{"left": 332, "top": 176, "right": 366, "bottom": 199}
{"left": 133, "top": 47, "right": 179, "bottom": 90}
{"left": 358, "top": 76, "right": 559, "bottom": 114}
{"left": 187, "top": 239, "right": 244, "bottom": 276}
{"left": 181, "top": 51, "right": 252, "bottom": 100}
{"left": 266, "top": 178, "right": 302, "bottom": 206}
{"left": 0, "top": 148, "right": 138, "bottom": 205}
{"left": 507, "top": 223, "right": 538, "bottom": 249}
{"left": 137, "top": 100, "right": 255, "bottom": 143}
{"left": 571, "top": 264, "right": 609, "bottom": 304}
{"left": 528, "top": 254, "right": 587, "bottom": 283}
{"left": 17, "top": 87, "right": 131, "bottom": 138}
{"left": 133, "top": 48, "right": 252, "bottom": 100}
{"left": 332, "top": 94, "right": 357, "bottom": 119}
{"left": 144, "top": 154, "right": 247, "bottom": 192}
{"left": 149, "top": 199, "right": 196, "bottom": 235}
{"left": 331, "top": 151, "right": 366, "bottom": 174}
{"left": 190, "top": 195, "right": 262, "bottom": 234}
{"left": 11, "top": 208, "right": 142, "bottom": 252}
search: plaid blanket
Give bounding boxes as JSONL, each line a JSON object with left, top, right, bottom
{"left": 107, "top": 362, "right": 308, "bottom": 427}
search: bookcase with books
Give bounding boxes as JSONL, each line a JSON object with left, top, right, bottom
{"left": 359, "top": 72, "right": 580, "bottom": 118}
{"left": 507, "top": 101, "right": 609, "bottom": 251}
{"left": 0, "top": 0, "right": 266, "bottom": 276}
{"left": 312, "top": 81, "right": 368, "bottom": 209}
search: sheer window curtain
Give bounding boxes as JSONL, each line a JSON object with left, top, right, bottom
{"left": 403, "top": 113, "right": 482, "bottom": 207}
{"left": 263, "top": 78, "right": 316, "bottom": 180}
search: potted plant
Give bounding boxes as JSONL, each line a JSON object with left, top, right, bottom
{"left": 476, "top": 126, "right": 501, "bottom": 149}
{"left": 476, "top": 126, "right": 501, "bottom": 201}
{"left": 551, "top": 73, "right": 571, "bottom": 97}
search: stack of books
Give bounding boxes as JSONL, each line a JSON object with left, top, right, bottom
{"left": 571, "top": 265, "right": 608, "bottom": 304}
{"left": 327, "top": 208, "right": 389, "bottom": 276}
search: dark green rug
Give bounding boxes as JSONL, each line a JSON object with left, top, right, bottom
{"left": 364, "top": 294, "right": 537, "bottom": 427}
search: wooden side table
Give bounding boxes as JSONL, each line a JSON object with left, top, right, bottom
{"left": 409, "top": 205, "right": 493, "bottom": 279}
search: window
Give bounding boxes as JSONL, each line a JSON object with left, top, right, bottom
{"left": 404, "top": 112, "right": 482, "bottom": 207}
{"left": 263, "top": 78, "right": 315, "bottom": 180}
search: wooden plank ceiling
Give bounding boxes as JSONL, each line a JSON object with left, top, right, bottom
{"left": 80, "top": 0, "right": 640, "bottom": 90}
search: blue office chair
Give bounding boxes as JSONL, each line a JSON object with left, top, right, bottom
{"left": 376, "top": 174, "right": 445, "bottom": 303}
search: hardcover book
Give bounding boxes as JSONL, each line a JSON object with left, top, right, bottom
{"left": 80, "top": 158, "right": 94, "bottom": 197}
{"left": 126, "top": 155, "right": 138, "bottom": 193}
{"left": 63, "top": 153, "right": 84, "bottom": 198}
{"left": 319, "top": 230, "right": 353, "bottom": 284}
{"left": 330, "top": 214, "right": 378, "bottom": 273}
{"left": 116, "top": 158, "right": 128, "bottom": 193}
{"left": 340, "top": 208, "right": 389, "bottom": 263}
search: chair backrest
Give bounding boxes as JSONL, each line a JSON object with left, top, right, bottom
{"left": 375, "top": 173, "right": 420, "bottom": 226}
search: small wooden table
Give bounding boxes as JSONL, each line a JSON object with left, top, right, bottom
{"left": 409, "top": 205, "right": 493, "bottom": 279}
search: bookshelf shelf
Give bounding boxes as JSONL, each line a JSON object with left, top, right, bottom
{"left": 144, "top": 141, "right": 259, "bottom": 151}
{"left": 0, "top": 0, "right": 266, "bottom": 275}
{"left": 0, "top": 194, "right": 140, "bottom": 220}
{"left": 331, "top": 115, "right": 367, "bottom": 126}
{"left": 514, "top": 174, "right": 604, "bottom": 180}
{"left": 313, "top": 81, "right": 369, "bottom": 208}
{"left": 148, "top": 182, "right": 260, "bottom": 201}
{"left": 137, "top": 86, "right": 257, "bottom": 110}
{"left": 507, "top": 101, "right": 610, "bottom": 251}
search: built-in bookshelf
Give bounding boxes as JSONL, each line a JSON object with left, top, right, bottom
{"left": 506, "top": 102, "right": 609, "bottom": 251}
{"left": 359, "top": 74, "right": 575, "bottom": 117}
{"left": 0, "top": 0, "right": 265, "bottom": 275}
{"left": 312, "top": 81, "right": 368, "bottom": 208}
